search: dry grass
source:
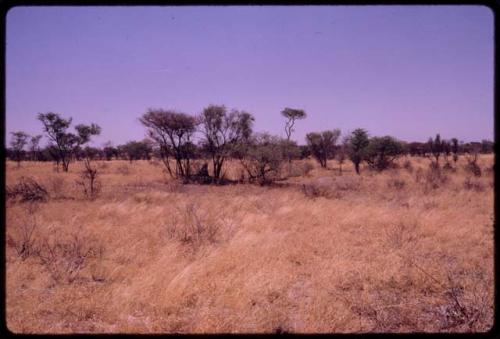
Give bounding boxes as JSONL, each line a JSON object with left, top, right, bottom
{"left": 5, "top": 155, "right": 494, "bottom": 333}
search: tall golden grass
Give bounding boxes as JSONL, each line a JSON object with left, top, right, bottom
{"left": 5, "top": 155, "right": 494, "bottom": 333}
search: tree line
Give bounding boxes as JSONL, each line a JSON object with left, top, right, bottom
{"left": 6, "top": 106, "right": 494, "bottom": 184}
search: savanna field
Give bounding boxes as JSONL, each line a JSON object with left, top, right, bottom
{"left": 5, "top": 155, "right": 494, "bottom": 333}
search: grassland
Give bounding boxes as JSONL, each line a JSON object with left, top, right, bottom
{"left": 5, "top": 155, "right": 494, "bottom": 333}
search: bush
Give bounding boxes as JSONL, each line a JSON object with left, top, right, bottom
{"left": 484, "top": 165, "right": 494, "bottom": 175}
{"left": 414, "top": 168, "right": 424, "bottom": 183}
{"left": 165, "top": 203, "right": 220, "bottom": 248}
{"left": 334, "top": 176, "right": 362, "bottom": 191}
{"left": 8, "top": 203, "right": 40, "bottom": 260}
{"left": 302, "top": 177, "right": 339, "bottom": 199}
{"left": 238, "top": 133, "right": 287, "bottom": 185}
{"left": 365, "top": 136, "right": 405, "bottom": 171}
{"left": 403, "top": 160, "right": 413, "bottom": 172}
{"left": 387, "top": 178, "right": 406, "bottom": 190}
{"left": 37, "top": 231, "right": 104, "bottom": 284}
{"left": 97, "top": 161, "right": 109, "bottom": 170}
{"left": 443, "top": 162, "right": 456, "bottom": 173}
{"left": 47, "top": 176, "right": 66, "bottom": 199}
{"left": 288, "top": 161, "right": 314, "bottom": 177}
{"left": 302, "top": 176, "right": 361, "bottom": 199}
{"left": 423, "top": 164, "right": 449, "bottom": 190}
{"left": 463, "top": 177, "right": 485, "bottom": 192}
{"left": 116, "top": 164, "right": 131, "bottom": 175}
{"left": 465, "top": 162, "right": 481, "bottom": 177}
{"left": 7, "top": 176, "right": 48, "bottom": 203}
{"left": 76, "top": 159, "right": 101, "bottom": 200}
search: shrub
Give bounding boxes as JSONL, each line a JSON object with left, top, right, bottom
{"left": 443, "top": 162, "right": 456, "bottom": 173}
{"left": 302, "top": 161, "right": 314, "bottom": 176}
{"left": 423, "top": 164, "right": 449, "bottom": 190}
{"left": 465, "top": 162, "right": 481, "bottom": 177}
{"left": 37, "top": 231, "right": 104, "bottom": 284}
{"left": 288, "top": 161, "right": 314, "bottom": 177}
{"left": 9, "top": 203, "right": 40, "bottom": 260}
{"left": 414, "top": 168, "right": 424, "bottom": 183}
{"left": 165, "top": 203, "right": 220, "bottom": 248}
{"left": 484, "top": 165, "right": 494, "bottom": 175}
{"left": 433, "top": 270, "right": 492, "bottom": 332}
{"left": 334, "top": 176, "right": 362, "bottom": 191}
{"left": 7, "top": 177, "right": 48, "bottom": 203}
{"left": 302, "top": 176, "right": 361, "bottom": 199}
{"left": 149, "top": 159, "right": 161, "bottom": 167}
{"left": 403, "top": 160, "right": 413, "bottom": 172}
{"left": 387, "top": 178, "right": 406, "bottom": 190}
{"left": 116, "top": 163, "right": 131, "bottom": 175}
{"left": 238, "top": 133, "right": 287, "bottom": 185}
{"left": 364, "top": 136, "right": 405, "bottom": 171}
{"left": 76, "top": 159, "right": 101, "bottom": 200}
{"left": 98, "top": 161, "right": 109, "bottom": 170}
{"left": 302, "top": 177, "right": 339, "bottom": 199}
{"left": 463, "top": 177, "right": 485, "bottom": 192}
{"left": 47, "top": 176, "right": 66, "bottom": 199}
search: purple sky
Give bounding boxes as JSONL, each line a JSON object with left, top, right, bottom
{"left": 6, "top": 6, "right": 494, "bottom": 147}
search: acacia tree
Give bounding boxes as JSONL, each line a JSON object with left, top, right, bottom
{"left": 281, "top": 108, "right": 306, "bottom": 164}
{"left": 10, "top": 131, "right": 29, "bottom": 167}
{"left": 281, "top": 108, "right": 306, "bottom": 140}
{"left": 140, "top": 109, "right": 198, "bottom": 180}
{"left": 305, "top": 129, "right": 341, "bottom": 168}
{"left": 346, "top": 128, "right": 370, "bottom": 175}
{"left": 38, "top": 112, "right": 101, "bottom": 172}
{"left": 200, "top": 105, "right": 254, "bottom": 182}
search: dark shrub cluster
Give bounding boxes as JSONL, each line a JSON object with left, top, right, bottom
{"left": 7, "top": 177, "right": 48, "bottom": 203}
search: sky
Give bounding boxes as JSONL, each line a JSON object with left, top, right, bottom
{"left": 6, "top": 5, "right": 494, "bottom": 147}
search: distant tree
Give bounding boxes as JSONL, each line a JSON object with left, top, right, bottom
{"left": 451, "top": 138, "right": 459, "bottom": 163}
{"left": 10, "top": 131, "right": 29, "bottom": 167}
{"left": 41, "top": 144, "right": 62, "bottom": 168}
{"left": 37, "top": 112, "right": 101, "bottom": 172}
{"left": 337, "top": 142, "right": 347, "bottom": 174}
{"left": 281, "top": 108, "right": 306, "bottom": 163}
{"left": 281, "top": 108, "right": 306, "bottom": 141}
{"left": 238, "top": 133, "right": 288, "bottom": 185}
{"left": 481, "top": 139, "right": 494, "bottom": 154}
{"left": 407, "top": 142, "right": 425, "bottom": 157}
{"left": 442, "top": 140, "right": 451, "bottom": 164}
{"left": 298, "top": 145, "right": 311, "bottom": 159}
{"left": 82, "top": 146, "right": 102, "bottom": 160}
{"left": 345, "top": 128, "right": 370, "bottom": 175}
{"left": 140, "top": 109, "right": 198, "bottom": 180}
{"left": 120, "top": 140, "right": 153, "bottom": 162}
{"left": 199, "top": 104, "right": 255, "bottom": 182}
{"left": 427, "top": 134, "right": 444, "bottom": 166}
{"left": 364, "top": 136, "right": 404, "bottom": 171}
{"left": 399, "top": 141, "right": 409, "bottom": 157}
{"left": 102, "top": 141, "right": 118, "bottom": 161}
{"left": 463, "top": 142, "right": 482, "bottom": 176}
{"left": 28, "top": 135, "right": 42, "bottom": 161}
{"left": 305, "top": 129, "right": 341, "bottom": 168}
